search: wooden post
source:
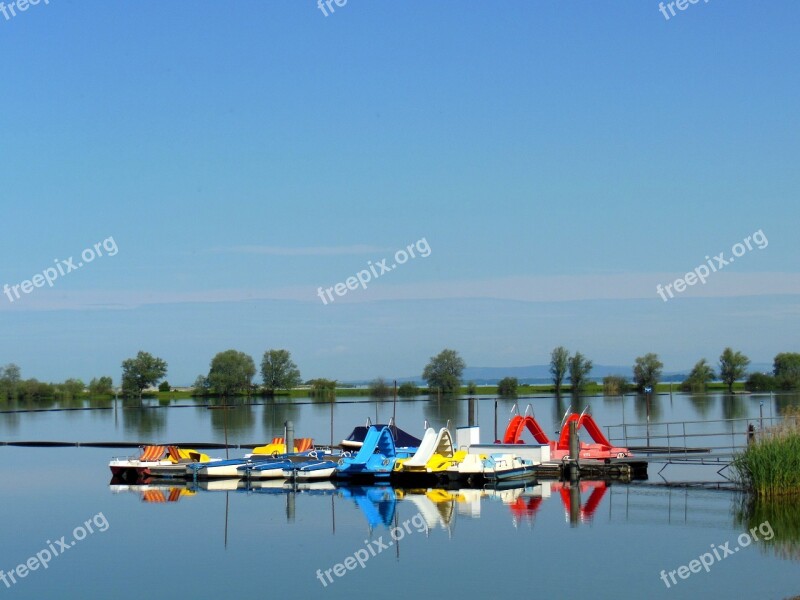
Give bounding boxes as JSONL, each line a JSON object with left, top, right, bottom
{"left": 494, "top": 400, "right": 498, "bottom": 442}
{"left": 393, "top": 380, "right": 397, "bottom": 423}
{"left": 286, "top": 420, "right": 294, "bottom": 455}
{"left": 223, "top": 394, "right": 229, "bottom": 459}
{"left": 569, "top": 420, "right": 579, "bottom": 481}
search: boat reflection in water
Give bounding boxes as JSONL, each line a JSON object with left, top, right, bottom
{"left": 109, "top": 479, "right": 609, "bottom": 531}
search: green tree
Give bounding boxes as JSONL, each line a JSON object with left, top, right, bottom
{"left": 719, "top": 347, "right": 750, "bottom": 393}
{"left": 422, "top": 349, "right": 466, "bottom": 395}
{"left": 308, "top": 378, "right": 336, "bottom": 398}
{"left": 369, "top": 377, "right": 391, "bottom": 398}
{"left": 59, "top": 378, "right": 85, "bottom": 399}
{"left": 18, "top": 379, "right": 54, "bottom": 402}
{"left": 207, "top": 349, "right": 256, "bottom": 397}
{"left": 568, "top": 352, "right": 593, "bottom": 394}
{"left": 398, "top": 382, "right": 420, "bottom": 397}
{"left": 746, "top": 372, "right": 776, "bottom": 392}
{"left": 466, "top": 381, "right": 477, "bottom": 395}
{"left": 603, "top": 375, "right": 628, "bottom": 396}
{"left": 0, "top": 363, "right": 21, "bottom": 400}
{"left": 633, "top": 353, "right": 663, "bottom": 392}
{"left": 497, "top": 377, "right": 518, "bottom": 398}
{"left": 260, "top": 349, "right": 302, "bottom": 393}
{"left": 681, "top": 358, "right": 715, "bottom": 392}
{"left": 88, "top": 376, "right": 113, "bottom": 397}
{"left": 773, "top": 352, "right": 800, "bottom": 390}
{"left": 550, "top": 346, "right": 570, "bottom": 396}
{"left": 192, "top": 375, "right": 210, "bottom": 396}
{"left": 158, "top": 381, "right": 171, "bottom": 392}
{"left": 121, "top": 351, "right": 168, "bottom": 398}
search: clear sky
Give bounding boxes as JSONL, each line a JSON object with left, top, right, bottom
{"left": 1, "top": 1, "right": 798, "bottom": 384}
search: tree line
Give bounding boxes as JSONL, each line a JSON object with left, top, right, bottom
{"left": 2, "top": 345, "right": 798, "bottom": 403}
{"left": 122, "top": 349, "right": 304, "bottom": 398}
{"left": 411, "top": 346, "right": 800, "bottom": 398}
{"left": 0, "top": 363, "right": 113, "bottom": 402}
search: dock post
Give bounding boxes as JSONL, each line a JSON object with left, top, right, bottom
{"left": 286, "top": 420, "right": 294, "bottom": 454}
{"left": 468, "top": 397, "right": 476, "bottom": 427}
{"left": 494, "top": 400, "right": 498, "bottom": 442}
{"left": 569, "top": 420, "right": 579, "bottom": 481}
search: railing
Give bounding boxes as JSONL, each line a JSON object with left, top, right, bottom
{"left": 604, "top": 416, "right": 793, "bottom": 458}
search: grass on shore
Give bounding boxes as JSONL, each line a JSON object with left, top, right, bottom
{"left": 733, "top": 408, "right": 800, "bottom": 497}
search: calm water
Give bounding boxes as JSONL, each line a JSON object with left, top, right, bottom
{"left": 1, "top": 393, "right": 799, "bottom": 599}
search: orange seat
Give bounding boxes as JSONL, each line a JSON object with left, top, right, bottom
{"left": 295, "top": 438, "right": 313, "bottom": 452}
{"left": 167, "top": 488, "right": 182, "bottom": 502}
{"left": 139, "top": 445, "right": 166, "bottom": 462}
{"left": 167, "top": 446, "right": 182, "bottom": 462}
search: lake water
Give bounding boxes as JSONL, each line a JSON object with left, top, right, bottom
{"left": 1, "top": 393, "right": 798, "bottom": 599}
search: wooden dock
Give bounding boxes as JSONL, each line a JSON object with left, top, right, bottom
{"left": 537, "top": 459, "right": 649, "bottom": 482}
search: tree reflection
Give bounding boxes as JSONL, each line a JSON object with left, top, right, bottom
{"left": 262, "top": 399, "right": 300, "bottom": 440}
{"left": 686, "top": 393, "right": 715, "bottom": 418}
{"left": 774, "top": 391, "right": 800, "bottom": 416}
{"left": 721, "top": 394, "right": 747, "bottom": 420}
{"left": 122, "top": 399, "right": 167, "bottom": 439}
{"left": 208, "top": 400, "right": 255, "bottom": 439}
{"left": 422, "top": 397, "right": 463, "bottom": 430}
{"left": 632, "top": 394, "right": 663, "bottom": 423}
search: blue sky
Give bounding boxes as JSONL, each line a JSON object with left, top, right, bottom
{"left": 1, "top": 1, "right": 798, "bottom": 384}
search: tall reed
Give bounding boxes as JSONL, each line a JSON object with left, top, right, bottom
{"left": 733, "top": 408, "right": 800, "bottom": 497}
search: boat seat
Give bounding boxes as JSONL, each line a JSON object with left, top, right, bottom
{"left": 138, "top": 445, "right": 166, "bottom": 462}
{"left": 167, "top": 446, "right": 184, "bottom": 463}
{"left": 295, "top": 438, "right": 313, "bottom": 452}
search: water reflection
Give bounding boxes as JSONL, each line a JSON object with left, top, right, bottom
{"left": 774, "top": 392, "right": 800, "bottom": 415}
{"left": 4, "top": 392, "right": 800, "bottom": 449}
{"left": 422, "top": 398, "right": 463, "bottom": 431}
{"left": 721, "top": 394, "right": 748, "bottom": 421}
{"left": 261, "top": 400, "right": 301, "bottom": 439}
{"left": 122, "top": 399, "right": 167, "bottom": 438}
{"left": 108, "top": 479, "right": 614, "bottom": 531}
{"left": 633, "top": 394, "right": 663, "bottom": 423}
{"left": 686, "top": 393, "right": 715, "bottom": 418}
{"left": 206, "top": 401, "right": 256, "bottom": 438}
{"left": 736, "top": 496, "right": 800, "bottom": 560}
{"left": 97, "top": 474, "right": 800, "bottom": 566}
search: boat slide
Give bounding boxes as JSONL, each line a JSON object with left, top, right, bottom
{"left": 501, "top": 405, "right": 631, "bottom": 460}
{"left": 397, "top": 427, "right": 460, "bottom": 473}
{"left": 336, "top": 426, "right": 411, "bottom": 478}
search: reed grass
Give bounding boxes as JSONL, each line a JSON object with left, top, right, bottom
{"left": 733, "top": 408, "right": 800, "bottom": 497}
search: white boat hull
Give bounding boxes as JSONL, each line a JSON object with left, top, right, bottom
{"left": 287, "top": 467, "right": 336, "bottom": 481}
